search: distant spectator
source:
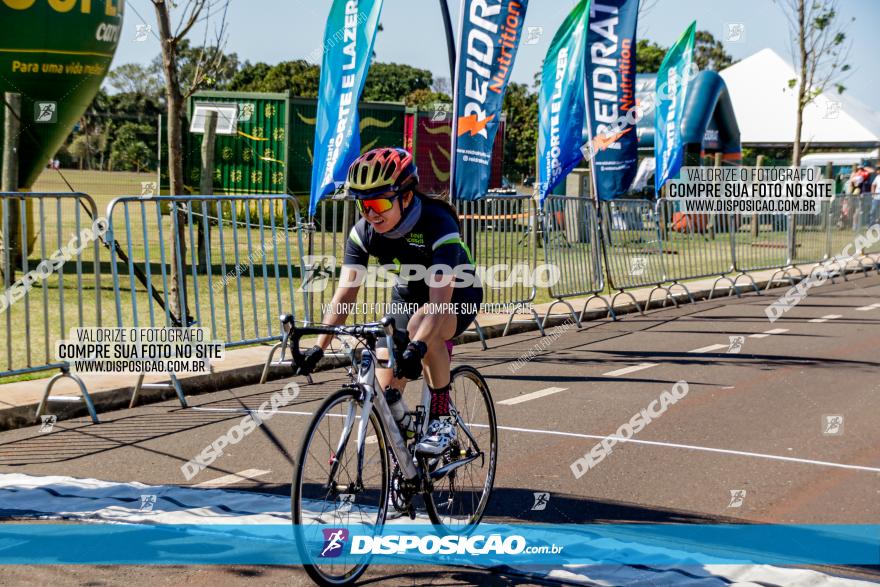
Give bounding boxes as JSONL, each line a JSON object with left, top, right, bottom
{"left": 871, "top": 170, "right": 880, "bottom": 224}
{"left": 849, "top": 166, "right": 866, "bottom": 195}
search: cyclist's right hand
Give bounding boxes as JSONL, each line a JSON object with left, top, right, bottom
{"left": 394, "top": 340, "right": 427, "bottom": 380}
{"left": 295, "top": 345, "right": 324, "bottom": 376}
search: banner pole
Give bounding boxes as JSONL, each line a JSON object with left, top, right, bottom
{"left": 580, "top": 0, "right": 599, "bottom": 203}
{"left": 439, "top": 0, "right": 456, "bottom": 81}
{"left": 447, "top": 0, "right": 462, "bottom": 200}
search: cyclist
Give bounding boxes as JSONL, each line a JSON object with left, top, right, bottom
{"left": 298, "top": 147, "right": 482, "bottom": 456}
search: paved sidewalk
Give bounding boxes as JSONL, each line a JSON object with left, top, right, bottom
{"left": 0, "top": 261, "right": 866, "bottom": 431}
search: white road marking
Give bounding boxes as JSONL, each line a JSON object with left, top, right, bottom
{"left": 809, "top": 314, "right": 842, "bottom": 323}
{"left": 194, "top": 469, "right": 271, "bottom": 488}
{"left": 365, "top": 434, "right": 378, "bottom": 444}
{"left": 603, "top": 363, "right": 657, "bottom": 377}
{"left": 855, "top": 303, "right": 880, "bottom": 311}
{"left": 749, "top": 328, "right": 789, "bottom": 339}
{"left": 469, "top": 424, "right": 880, "bottom": 474}
{"left": 190, "top": 404, "right": 880, "bottom": 474}
{"left": 687, "top": 344, "right": 728, "bottom": 354}
{"left": 499, "top": 387, "right": 569, "bottom": 405}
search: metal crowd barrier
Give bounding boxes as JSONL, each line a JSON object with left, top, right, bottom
{"left": 1, "top": 192, "right": 103, "bottom": 423}
{"left": 458, "top": 195, "right": 543, "bottom": 337}
{"left": 790, "top": 200, "right": 831, "bottom": 271}
{"left": 106, "top": 194, "right": 306, "bottom": 403}
{"left": 730, "top": 210, "right": 793, "bottom": 291}
{"left": 15, "top": 185, "right": 880, "bottom": 428}
{"left": 541, "top": 195, "right": 611, "bottom": 327}
{"left": 858, "top": 193, "right": 880, "bottom": 263}
{"left": 827, "top": 193, "right": 880, "bottom": 278}
{"left": 599, "top": 199, "right": 670, "bottom": 312}
{"left": 655, "top": 198, "right": 739, "bottom": 300}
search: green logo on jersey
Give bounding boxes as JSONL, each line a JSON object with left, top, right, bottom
{"left": 406, "top": 233, "right": 425, "bottom": 246}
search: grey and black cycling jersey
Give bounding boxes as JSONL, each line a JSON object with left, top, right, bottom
{"left": 342, "top": 194, "right": 476, "bottom": 301}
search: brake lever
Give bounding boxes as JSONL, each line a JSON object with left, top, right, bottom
{"left": 280, "top": 314, "right": 313, "bottom": 383}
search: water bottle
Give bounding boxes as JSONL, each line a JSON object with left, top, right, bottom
{"left": 384, "top": 386, "right": 414, "bottom": 439}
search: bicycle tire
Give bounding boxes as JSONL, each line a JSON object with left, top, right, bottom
{"left": 292, "top": 387, "right": 390, "bottom": 586}
{"left": 423, "top": 365, "right": 497, "bottom": 532}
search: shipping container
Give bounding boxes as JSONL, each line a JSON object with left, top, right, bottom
{"left": 185, "top": 91, "right": 290, "bottom": 195}
{"left": 286, "top": 98, "right": 406, "bottom": 194}
{"left": 184, "top": 93, "right": 505, "bottom": 203}
{"left": 186, "top": 92, "right": 406, "bottom": 197}
{"left": 404, "top": 109, "right": 504, "bottom": 195}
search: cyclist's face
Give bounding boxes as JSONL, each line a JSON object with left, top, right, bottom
{"left": 361, "top": 191, "right": 413, "bottom": 233}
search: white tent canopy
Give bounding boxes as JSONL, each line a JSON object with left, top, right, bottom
{"left": 719, "top": 48, "right": 880, "bottom": 148}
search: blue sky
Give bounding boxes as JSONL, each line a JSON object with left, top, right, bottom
{"left": 115, "top": 0, "right": 879, "bottom": 111}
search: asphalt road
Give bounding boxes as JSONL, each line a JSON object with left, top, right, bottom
{"left": 2, "top": 274, "right": 879, "bottom": 585}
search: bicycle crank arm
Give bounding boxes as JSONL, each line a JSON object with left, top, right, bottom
{"left": 429, "top": 453, "right": 482, "bottom": 480}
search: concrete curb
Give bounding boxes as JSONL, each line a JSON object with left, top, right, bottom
{"left": 2, "top": 262, "right": 871, "bottom": 432}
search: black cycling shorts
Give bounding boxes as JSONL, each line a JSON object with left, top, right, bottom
{"left": 376, "top": 285, "right": 483, "bottom": 349}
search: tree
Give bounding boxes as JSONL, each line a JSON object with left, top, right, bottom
{"left": 106, "top": 62, "right": 164, "bottom": 98}
{"left": 68, "top": 130, "right": 108, "bottom": 170}
{"left": 431, "top": 77, "right": 452, "bottom": 96}
{"left": 501, "top": 83, "right": 538, "bottom": 183}
{"left": 229, "top": 60, "right": 320, "bottom": 96}
{"left": 694, "top": 30, "right": 736, "bottom": 71}
{"left": 404, "top": 89, "right": 451, "bottom": 108}
{"left": 635, "top": 31, "right": 735, "bottom": 74}
{"left": 776, "top": 0, "right": 852, "bottom": 166}
{"left": 228, "top": 61, "right": 272, "bottom": 91}
{"left": 152, "top": 39, "right": 240, "bottom": 93}
{"left": 635, "top": 39, "right": 667, "bottom": 73}
{"left": 151, "top": 0, "right": 230, "bottom": 324}
{"left": 230, "top": 61, "right": 435, "bottom": 102}
{"left": 363, "top": 63, "right": 433, "bottom": 102}
{"left": 110, "top": 122, "right": 155, "bottom": 172}
{"left": 638, "top": 0, "right": 659, "bottom": 21}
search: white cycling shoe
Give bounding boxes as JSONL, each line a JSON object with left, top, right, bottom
{"left": 414, "top": 417, "right": 456, "bottom": 456}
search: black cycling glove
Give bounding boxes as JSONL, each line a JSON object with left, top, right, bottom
{"left": 394, "top": 340, "right": 427, "bottom": 380}
{"left": 296, "top": 345, "right": 324, "bottom": 376}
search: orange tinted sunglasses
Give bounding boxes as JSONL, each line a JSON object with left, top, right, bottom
{"left": 357, "top": 195, "right": 398, "bottom": 215}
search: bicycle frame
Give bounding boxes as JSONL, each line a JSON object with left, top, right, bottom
{"left": 357, "top": 349, "right": 422, "bottom": 481}
{"left": 280, "top": 314, "right": 485, "bottom": 491}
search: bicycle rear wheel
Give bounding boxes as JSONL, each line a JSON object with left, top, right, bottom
{"left": 424, "top": 365, "right": 497, "bottom": 532}
{"left": 292, "top": 387, "right": 389, "bottom": 586}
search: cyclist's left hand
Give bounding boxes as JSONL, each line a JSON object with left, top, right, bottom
{"left": 394, "top": 340, "right": 427, "bottom": 380}
{"left": 296, "top": 345, "right": 324, "bottom": 376}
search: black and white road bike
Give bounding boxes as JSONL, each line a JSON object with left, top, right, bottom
{"left": 282, "top": 315, "right": 497, "bottom": 586}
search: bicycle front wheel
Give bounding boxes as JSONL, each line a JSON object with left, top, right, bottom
{"left": 424, "top": 365, "right": 497, "bottom": 532}
{"left": 292, "top": 387, "right": 389, "bottom": 586}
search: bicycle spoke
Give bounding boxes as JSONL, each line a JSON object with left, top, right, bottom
{"left": 294, "top": 389, "right": 388, "bottom": 584}
{"left": 426, "top": 367, "right": 497, "bottom": 531}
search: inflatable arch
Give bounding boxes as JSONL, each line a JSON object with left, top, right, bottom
{"left": 636, "top": 70, "right": 742, "bottom": 166}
